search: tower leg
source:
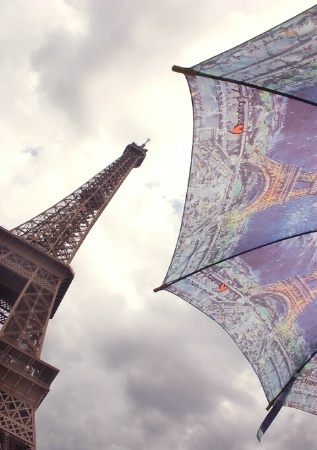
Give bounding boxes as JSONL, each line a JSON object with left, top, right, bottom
{"left": 0, "top": 228, "right": 73, "bottom": 449}
{"left": 0, "top": 391, "right": 35, "bottom": 449}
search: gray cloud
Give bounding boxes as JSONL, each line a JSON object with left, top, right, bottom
{"left": 2, "top": 1, "right": 317, "bottom": 450}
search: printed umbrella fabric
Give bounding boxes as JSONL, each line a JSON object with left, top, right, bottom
{"left": 155, "top": 5, "right": 317, "bottom": 439}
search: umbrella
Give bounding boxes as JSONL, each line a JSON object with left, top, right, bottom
{"left": 155, "top": 5, "right": 317, "bottom": 440}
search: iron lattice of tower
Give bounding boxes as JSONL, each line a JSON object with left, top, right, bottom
{"left": 0, "top": 142, "right": 147, "bottom": 450}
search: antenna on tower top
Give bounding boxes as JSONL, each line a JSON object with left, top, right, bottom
{"left": 141, "top": 138, "right": 150, "bottom": 148}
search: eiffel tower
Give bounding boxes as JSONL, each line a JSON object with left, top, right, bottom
{"left": 241, "top": 152, "right": 317, "bottom": 216}
{"left": 0, "top": 141, "right": 148, "bottom": 449}
{"left": 252, "top": 270, "right": 317, "bottom": 326}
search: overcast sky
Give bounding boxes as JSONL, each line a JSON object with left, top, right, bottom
{"left": 1, "top": 1, "right": 317, "bottom": 449}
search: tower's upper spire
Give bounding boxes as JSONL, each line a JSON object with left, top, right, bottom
{"left": 11, "top": 142, "right": 148, "bottom": 264}
{"left": 141, "top": 138, "right": 150, "bottom": 148}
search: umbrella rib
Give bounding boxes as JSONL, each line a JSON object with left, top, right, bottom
{"left": 266, "top": 346, "right": 317, "bottom": 411}
{"left": 257, "top": 346, "right": 317, "bottom": 440}
{"left": 172, "top": 65, "right": 317, "bottom": 107}
{"left": 154, "top": 229, "right": 316, "bottom": 292}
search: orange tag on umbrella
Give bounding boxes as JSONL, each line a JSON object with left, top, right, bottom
{"left": 219, "top": 283, "right": 228, "bottom": 292}
{"left": 230, "top": 124, "right": 244, "bottom": 134}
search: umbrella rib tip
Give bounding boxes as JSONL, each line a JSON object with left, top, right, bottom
{"left": 172, "top": 65, "right": 197, "bottom": 76}
{"left": 153, "top": 283, "right": 169, "bottom": 292}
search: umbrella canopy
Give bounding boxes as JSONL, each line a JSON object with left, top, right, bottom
{"left": 155, "top": 5, "right": 317, "bottom": 439}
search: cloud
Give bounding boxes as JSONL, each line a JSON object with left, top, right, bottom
{"left": 1, "top": 1, "right": 317, "bottom": 450}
